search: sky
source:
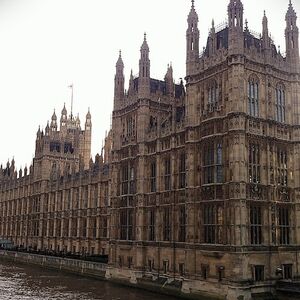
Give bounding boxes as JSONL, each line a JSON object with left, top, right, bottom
{"left": 0, "top": 0, "right": 298, "bottom": 169}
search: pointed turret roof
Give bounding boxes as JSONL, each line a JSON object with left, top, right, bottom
{"left": 116, "top": 50, "right": 124, "bottom": 68}
{"left": 141, "top": 33, "right": 149, "bottom": 51}
{"left": 188, "top": 0, "right": 198, "bottom": 22}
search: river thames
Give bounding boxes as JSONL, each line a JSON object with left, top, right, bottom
{"left": 0, "top": 260, "right": 178, "bottom": 300}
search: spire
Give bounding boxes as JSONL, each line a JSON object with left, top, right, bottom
{"left": 138, "top": 33, "right": 150, "bottom": 98}
{"left": 285, "top": 0, "right": 299, "bottom": 69}
{"left": 86, "top": 107, "right": 91, "bottom": 120}
{"left": 188, "top": 0, "right": 198, "bottom": 23}
{"left": 60, "top": 103, "right": 67, "bottom": 129}
{"left": 186, "top": 0, "right": 199, "bottom": 75}
{"left": 62, "top": 103, "right": 67, "bottom": 115}
{"left": 165, "top": 64, "right": 174, "bottom": 97}
{"left": 114, "top": 50, "right": 125, "bottom": 108}
{"left": 128, "top": 69, "right": 135, "bottom": 96}
{"left": 116, "top": 50, "right": 124, "bottom": 69}
{"left": 141, "top": 32, "right": 149, "bottom": 51}
{"left": 50, "top": 109, "right": 57, "bottom": 131}
{"left": 45, "top": 121, "right": 50, "bottom": 136}
{"left": 262, "top": 10, "right": 270, "bottom": 50}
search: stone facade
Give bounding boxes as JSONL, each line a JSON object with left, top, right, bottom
{"left": 0, "top": 108, "right": 111, "bottom": 256}
{"left": 1, "top": 0, "right": 300, "bottom": 299}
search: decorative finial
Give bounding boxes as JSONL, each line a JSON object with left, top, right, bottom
{"left": 191, "top": 0, "right": 194, "bottom": 8}
{"left": 245, "top": 19, "right": 248, "bottom": 30}
{"left": 119, "top": 49, "right": 121, "bottom": 57}
{"left": 144, "top": 32, "right": 147, "bottom": 41}
{"left": 212, "top": 18, "right": 215, "bottom": 28}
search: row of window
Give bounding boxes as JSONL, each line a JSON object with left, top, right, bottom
{"left": 118, "top": 204, "right": 291, "bottom": 245}
{"left": 119, "top": 143, "right": 288, "bottom": 193}
{"left": 249, "top": 144, "right": 288, "bottom": 186}
{"left": 248, "top": 81, "right": 286, "bottom": 121}
{"left": 205, "top": 79, "right": 287, "bottom": 123}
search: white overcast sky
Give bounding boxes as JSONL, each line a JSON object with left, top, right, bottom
{"left": 0, "top": 0, "right": 298, "bottom": 169}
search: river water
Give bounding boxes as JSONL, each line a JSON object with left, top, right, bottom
{"left": 0, "top": 260, "right": 178, "bottom": 300}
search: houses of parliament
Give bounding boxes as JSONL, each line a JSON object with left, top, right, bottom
{"left": 1, "top": 0, "right": 300, "bottom": 299}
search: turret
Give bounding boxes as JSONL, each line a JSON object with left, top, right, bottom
{"left": 45, "top": 121, "right": 50, "bottom": 136}
{"left": 285, "top": 0, "right": 299, "bottom": 71}
{"left": 228, "top": 0, "right": 244, "bottom": 54}
{"left": 36, "top": 126, "right": 42, "bottom": 139}
{"left": 186, "top": 0, "right": 199, "bottom": 76}
{"left": 83, "top": 109, "right": 92, "bottom": 169}
{"left": 60, "top": 103, "right": 67, "bottom": 130}
{"left": 50, "top": 110, "right": 57, "bottom": 132}
{"left": 128, "top": 69, "right": 135, "bottom": 97}
{"left": 114, "top": 50, "right": 125, "bottom": 110}
{"left": 138, "top": 33, "right": 150, "bottom": 99}
{"left": 208, "top": 19, "right": 217, "bottom": 56}
{"left": 262, "top": 11, "right": 271, "bottom": 50}
{"left": 165, "top": 64, "right": 174, "bottom": 97}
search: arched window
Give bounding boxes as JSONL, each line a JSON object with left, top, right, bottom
{"left": 248, "top": 76, "right": 259, "bottom": 117}
{"left": 207, "top": 80, "right": 218, "bottom": 110}
{"left": 275, "top": 84, "right": 286, "bottom": 123}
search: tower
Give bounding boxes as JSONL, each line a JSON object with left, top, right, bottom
{"left": 138, "top": 33, "right": 150, "bottom": 99}
{"left": 50, "top": 110, "right": 57, "bottom": 132}
{"left": 228, "top": 0, "right": 244, "bottom": 54}
{"left": 60, "top": 103, "right": 67, "bottom": 133}
{"left": 285, "top": 0, "right": 299, "bottom": 71}
{"left": 114, "top": 50, "right": 125, "bottom": 110}
{"left": 186, "top": 0, "right": 199, "bottom": 76}
{"left": 83, "top": 109, "right": 92, "bottom": 169}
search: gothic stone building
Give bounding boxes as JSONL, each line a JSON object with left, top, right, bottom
{"left": 1, "top": 0, "right": 300, "bottom": 299}
{"left": 0, "top": 108, "right": 111, "bottom": 256}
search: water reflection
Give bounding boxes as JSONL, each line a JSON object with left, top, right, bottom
{"left": 0, "top": 260, "right": 177, "bottom": 300}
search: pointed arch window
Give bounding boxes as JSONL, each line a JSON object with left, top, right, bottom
{"left": 248, "top": 77, "right": 259, "bottom": 117}
{"left": 208, "top": 80, "right": 219, "bottom": 105}
{"left": 275, "top": 84, "right": 286, "bottom": 123}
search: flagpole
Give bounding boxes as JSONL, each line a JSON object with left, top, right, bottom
{"left": 69, "top": 84, "right": 74, "bottom": 120}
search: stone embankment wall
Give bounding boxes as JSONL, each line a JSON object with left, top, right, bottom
{"left": 0, "top": 250, "right": 107, "bottom": 279}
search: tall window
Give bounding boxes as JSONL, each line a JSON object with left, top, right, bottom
{"left": 277, "top": 149, "right": 288, "bottom": 186}
{"left": 179, "top": 153, "right": 186, "bottom": 188}
{"left": 163, "top": 207, "right": 171, "bottom": 241}
{"left": 150, "top": 162, "right": 156, "bottom": 192}
{"left": 130, "top": 167, "right": 135, "bottom": 194}
{"left": 121, "top": 165, "right": 128, "bottom": 195}
{"left": 203, "top": 204, "right": 223, "bottom": 244}
{"left": 100, "top": 217, "right": 107, "bottom": 238}
{"left": 203, "top": 143, "right": 223, "bottom": 184}
{"left": 278, "top": 206, "right": 290, "bottom": 245}
{"left": 120, "top": 209, "right": 134, "bottom": 240}
{"left": 275, "top": 84, "right": 286, "bottom": 123}
{"left": 164, "top": 158, "right": 171, "bottom": 191}
{"left": 121, "top": 165, "right": 136, "bottom": 195}
{"left": 208, "top": 80, "right": 218, "bottom": 108}
{"left": 248, "top": 78, "right": 259, "bottom": 117}
{"left": 249, "top": 143, "right": 260, "bottom": 183}
{"left": 250, "top": 206, "right": 262, "bottom": 245}
{"left": 149, "top": 209, "right": 155, "bottom": 241}
{"left": 178, "top": 206, "right": 186, "bottom": 242}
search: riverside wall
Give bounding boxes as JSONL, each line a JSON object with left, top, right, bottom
{"left": 0, "top": 250, "right": 298, "bottom": 300}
